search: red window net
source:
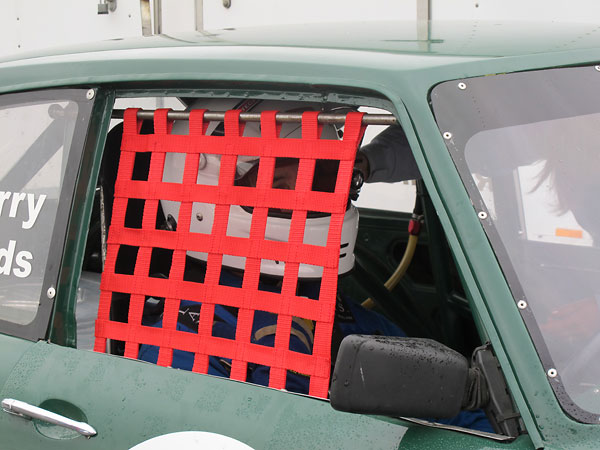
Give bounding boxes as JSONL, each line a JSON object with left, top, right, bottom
{"left": 94, "top": 107, "right": 365, "bottom": 397}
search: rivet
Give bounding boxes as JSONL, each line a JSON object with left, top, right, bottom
{"left": 443, "top": 132, "right": 452, "bottom": 140}
{"left": 47, "top": 287, "right": 56, "bottom": 299}
{"left": 196, "top": 212, "right": 203, "bottom": 222}
{"left": 478, "top": 211, "right": 488, "bottom": 220}
{"left": 222, "top": 0, "right": 231, "bottom": 7}
{"left": 595, "top": 65, "right": 600, "bottom": 72}
{"left": 86, "top": 89, "right": 95, "bottom": 100}
{"left": 547, "top": 368, "right": 558, "bottom": 378}
{"left": 517, "top": 300, "right": 527, "bottom": 309}
{"left": 458, "top": 82, "right": 467, "bottom": 90}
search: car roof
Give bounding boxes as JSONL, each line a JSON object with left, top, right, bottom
{"left": 1, "top": 20, "right": 599, "bottom": 97}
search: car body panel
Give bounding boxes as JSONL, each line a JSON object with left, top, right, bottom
{"left": 0, "top": 335, "right": 35, "bottom": 393}
{"left": 0, "top": 340, "right": 518, "bottom": 449}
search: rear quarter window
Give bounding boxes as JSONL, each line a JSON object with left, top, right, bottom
{"left": 0, "top": 90, "right": 93, "bottom": 334}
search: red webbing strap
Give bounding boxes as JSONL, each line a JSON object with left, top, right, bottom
{"left": 94, "top": 107, "right": 365, "bottom": 398}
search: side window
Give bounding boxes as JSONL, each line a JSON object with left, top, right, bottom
{"left": 0, "top": 90, "right": 93, "bottom": 338}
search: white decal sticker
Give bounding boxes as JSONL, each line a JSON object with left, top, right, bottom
{"left": 23, "top": 194, "right": 46, "bottom": 230}
{"left": 0, "top": 240, "right": 33, "bottom": 278}
{"left": 0, "top": 191, "right": 47, "bottom": 229}
{"left": 0, "top": 240, "right": 16, "bottom": 275}
{"left": 130, "top": 431, "right": 255, "bottom": 450}
{"left": 0, "top": 191, "right": 48, "bottom": 278}
{"left": 0, "top": 191, "right": 11, "bottom": 216}
{"left": 9, "top": 192, "right": 26, "bottom": 218}
{"left": 14, "top": 250, "right": 33, "bottom": 278}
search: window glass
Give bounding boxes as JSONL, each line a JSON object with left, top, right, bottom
{"left": 0, "top": 100, "right": 78, "bottom": 324}
{"left": 432, "top": 66, "right": 600, "bottom": 422}
{"left": 462, "top": 116, "right": 600, "bottom": 409}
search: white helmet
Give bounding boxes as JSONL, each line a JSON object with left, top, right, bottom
{"left": 161, "top": 98, "right": 358, "bottom": 278}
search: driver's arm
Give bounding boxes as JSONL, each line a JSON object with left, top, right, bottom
{"left": 356, "top": 125, "right": 421, "bottom": 183}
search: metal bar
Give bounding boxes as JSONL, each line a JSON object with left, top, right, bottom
{"left": 153, "top": 0, "right": 162, "bottom": 35}
{"left": 416, "top": 0, "right": 432, "bottom": 53}
{"left": 195, "top": 0, "right": 204, "bottom": 31}
{"left": 2, "top": 398, "right": 97, "bottom": 438}
{"left": 111, "top": 109, "right": 397, "bottom": 125}
{"left": 140, "top": 0, "right": 152, "bottom": 36}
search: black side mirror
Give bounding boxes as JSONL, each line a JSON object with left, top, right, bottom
{"left": 330, "top": 335, "right": 478, "bottom": 419}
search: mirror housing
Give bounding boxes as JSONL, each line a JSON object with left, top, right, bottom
{"left": 330, "top": 335, "right": 472, "bottom": 418}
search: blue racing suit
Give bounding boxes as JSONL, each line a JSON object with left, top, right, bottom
{"left": 138, "top": 269, "right": 314, "bottom": 393}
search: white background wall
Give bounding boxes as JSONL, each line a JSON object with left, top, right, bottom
{"left": 0, "top": 1, "right": 141, "bottom": 58}
{"left": 3, "top": 0, "right": 600, "bottom": 59}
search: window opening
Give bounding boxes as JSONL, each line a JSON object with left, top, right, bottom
{"left": 93, "top": 106, "right": 365, "bottom": 398}
{"left": 74, "top": 95, "right": 516, "bottom": 436}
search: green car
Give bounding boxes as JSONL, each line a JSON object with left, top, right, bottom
{"left": 1, "top": 19, "right": 600, "bottom": 449}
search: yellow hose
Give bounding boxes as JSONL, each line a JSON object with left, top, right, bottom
{"left": 361, "top": 234, "right": 419, "bottom": 309}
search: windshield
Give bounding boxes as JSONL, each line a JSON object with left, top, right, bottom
{"left": 431, "top": 66, "right": 600, "bottom": 422}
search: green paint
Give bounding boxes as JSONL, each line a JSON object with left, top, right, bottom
{"left": 49, "top": 89, "right": 115, "bottom": 347}
{"left": 0, "top": 342, "right": 407, "bottom": 449}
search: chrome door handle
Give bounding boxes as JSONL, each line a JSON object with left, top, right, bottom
{"left": 1, "top": 398, "right": 97, "bottom": 438}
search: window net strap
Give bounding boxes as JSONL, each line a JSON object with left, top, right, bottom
{"left": 94, "top": 107, "right": 365, "bottom": 398}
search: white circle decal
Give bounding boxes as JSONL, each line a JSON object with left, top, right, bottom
{"left": 130, "top": 431, "right": 255, "bottom": 450}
